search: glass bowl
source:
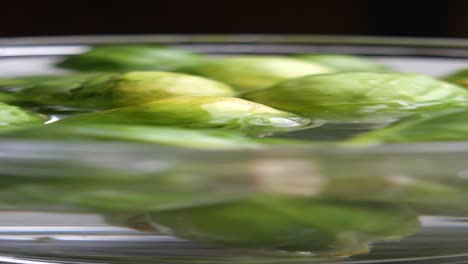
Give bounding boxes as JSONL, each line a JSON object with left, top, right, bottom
{"left": 1, "top": 35, "right": 468, "bottom": 264}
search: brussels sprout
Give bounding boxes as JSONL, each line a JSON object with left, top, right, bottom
{"left": 0, "top": 102, "right": 45, "bottom": 131}
{"left": 63, "top": 96, "right": 311, "bottom": 135}
{"left": 71, "top": 71, "right": 235, "bottom": 108}
{"left": 57, "top": 45, "right": 206, "bottom": 72}
{"left": 295, "top": 54, "right": 389, "bottom": 72}
{"left": 245, "top": 72, "right": 468, "bottom": 122}
{"left": 347, "top": 108, "right": 468, "bottom": 144}
{"left": 149, "top": 196, "right": 419, "bottom": 256}
{"left": 444, "top": 68, "right": 468, "bottom": 87}
{"left": 182, "top": 56, "right": 333, "bottom": 91}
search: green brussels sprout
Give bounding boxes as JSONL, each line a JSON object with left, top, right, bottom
{"left": 57, "top": 45, "right": 206, "bottom": 72}
{"left": 347, "top": 108, "right": 468, "bottom": 144}
{"left": 182, "top": 56, "right": 333, "bottom": 91}
{"left": 0, "top": 102, "right": 45, "bottom": 131}
{"left": 295, "top": 54, "right": 389, "bottom": 72}
{"left": 444, "top": 68, "right": 468, "bottom": 87}
{"left": 149, "top": 196, "right": 419, "bottom": 256}
{"left": 71, "top": 71, "right": 235, "bottom": 108}
{"left": 63, "top": 96, "right": 311, "bottom": 135}
{"left": 245, "top": 72, "right": 468, "bottom": 122}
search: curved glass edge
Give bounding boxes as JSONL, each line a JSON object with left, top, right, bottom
{"left": 2, "top": 34, "right": 468, "bottom": 48}
{"left": 2, "top": 35, "right": 468, "bottom": 58}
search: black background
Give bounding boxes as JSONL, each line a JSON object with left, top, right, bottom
{"left": 2, "top": 1, "right": 468, "bottom": 37}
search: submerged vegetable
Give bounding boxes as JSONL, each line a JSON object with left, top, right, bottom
{"left": 0, "top": 102, "right": 45, "bottom": 131}
{"left": 62, "top": 96, "right": 311, "bottom": 135}
{"left": 182, "top": 56, "right": 333, "bottom": 91}
{"left": 0, "top": 72, "right": 235, "bottom": 109}
{"left": 245, "top": 72, "right": 468, "bottom": 122}
{"left": 0, "top": 159, "right": 422, "bottom": 257}
{"left": 57, "top": 45, "right": 206, "bottom": 72}
{"left": 149, "top": 196, "right": 419, "bottom": 255}
{"left": 347, "top": 108, "right": 468, "bottom": 144}
{"left": 0, "top": 155, "right": 248, "bottom": 213}
{"left": 295, "top": 54, "right": 389, "bottom": 72}
{"left": 71, "top": 71, "right": 236, "bottom": 108}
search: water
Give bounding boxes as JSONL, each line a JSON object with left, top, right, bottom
{"left": 276, "top": 121, "right": 386, "bottom": 141}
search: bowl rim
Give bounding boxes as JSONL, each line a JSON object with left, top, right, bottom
{"left": 2, "top": 34, "right": 468, "bottom": 58}
{"left": 2, "top": 34, "right": 468, "bottom": 47}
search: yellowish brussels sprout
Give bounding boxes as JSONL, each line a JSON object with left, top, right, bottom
{"left": 63, "top": 96, "right": 311, "bottom": 136}
{"left": 71, "top": 71, "right": 236, "bottom": 108}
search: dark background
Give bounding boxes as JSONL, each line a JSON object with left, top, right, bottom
{"left": 2, "top": 1, "right": 468, "bottom": 38}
